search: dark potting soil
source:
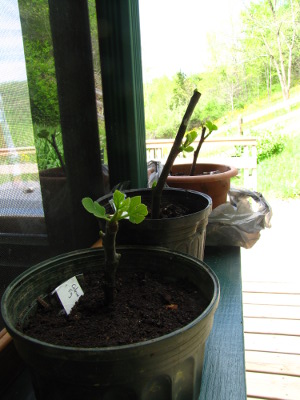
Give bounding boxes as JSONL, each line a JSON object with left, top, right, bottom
{"left": 146, "top": 200, "right": 190, "bottom": 219}
{"left": 23, "top": 269, "right": 209, "bottom": 348}
{"left": 171, "top": 170, "right": 221, "bottom": 177}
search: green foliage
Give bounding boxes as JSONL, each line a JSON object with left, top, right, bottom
{"left": 179, "top": 130, "right": 198, "bottom": 154}
{"left": 82, "top": 190, "right": 148, "bottom": 226}
{"left": 170, "top": 72, "right": 194, "bottom": 111}
{"left": 257, "top": 133, "right": 300, "bottom": 199}
{"left": 0, "top": 81, "right": 35, "bottom": 147}
{"left": 205, "top": 120, "right": 218, "bottom": 133}
{"left": 34, "top": 125, "right": 64, "bottom": 170}
{"left": 241, "top": 0, "right": 300, "bottom": 101}
{"left": 18, "top": 0, "right": 100, "bottom": 127}
{"left": 19, "top": 0, "right": 60, "bottom": 126}
{"left": 250, "top": 129, "right": 285, "bottom": 163}
{"left": 82, "top": 192, "right": 148, "bottom": 304}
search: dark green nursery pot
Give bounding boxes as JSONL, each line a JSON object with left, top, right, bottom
{"left": 98, "top": 188, "right": 212, "bottom": 260}
{"left": 1, "top": 247, "right": 219, "bottom": 400}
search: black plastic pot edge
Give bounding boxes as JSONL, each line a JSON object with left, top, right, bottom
{"left": 1, "top": 246, "right": 220, "bottom": 400}
{"left": 97, "top": 188, "right": 213, "bottom": 260}
{"left": 2, "top": 246, "right": 219, "bottom": 350}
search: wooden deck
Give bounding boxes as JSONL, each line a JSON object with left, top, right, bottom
{"left": 243, "top": 281, "right": 300, "bottom": 400}
{"left": 241, "top": 199, "right": 300, "bottom": 400}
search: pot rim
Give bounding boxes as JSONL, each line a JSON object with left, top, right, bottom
{"left": 98, "top": 187, "right": 212, "bottom": 220}
{"left": 168, "top": 163, "right": 238, "bottom": 183}
{"left": 1, "top": 246, "right": 220, "bottom": 353}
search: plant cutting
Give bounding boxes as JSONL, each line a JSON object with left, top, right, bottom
{"left": 81, "top": 190, "right": 148, "bottom": 305}
{"left": 150, "top": 90, "right": 201, "bottom": 219}
{"left": 189, "top": 119, "right": 218, "bottom": 176}
{"left": 37, "top": 128, "right": 66, "bottom": 173}
{"left": 1, "top": 186, "right": 220, "bottom": 399}
{"left": 166, "top": 116, "right": 238, "bottom": 209}
{"left": 36, "top": 128, "right": 69, "bottom": 249}
{"left": 97, "top": 90, "right": 212, "bottom": 260}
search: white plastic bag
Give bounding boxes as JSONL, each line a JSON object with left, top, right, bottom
{"left": 206, "top": 188, "right": 272, "bottom": 249}
{"left": 147, "top": 160, "right": 164, "bottom": 188}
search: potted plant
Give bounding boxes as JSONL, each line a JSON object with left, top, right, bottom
{"left": 98, "top": 90, "right": 212, "bottom": 261}
{"left": 166, "top": 119, "right": 238, "bottom": 208}
{"left": 36, "top": 129, "right": 109, "bottom": 249}
{"left": 35, "top": 128, "right": 70, "bottom": 248}
{"left": 1, "top": 189, "right": 220, "bottom": 400}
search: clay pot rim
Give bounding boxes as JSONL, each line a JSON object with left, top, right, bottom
{"left": 168, "top": 163, "right": 238, "bottom": 183}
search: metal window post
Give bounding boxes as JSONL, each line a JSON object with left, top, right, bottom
{"left": 95, "top": 0, "right": 148, "bottom": 189}
{"left": 48, "top": 0, "right": 105, "bottom": 249}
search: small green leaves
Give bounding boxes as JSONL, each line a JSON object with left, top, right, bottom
{"left": 112, "top": 190, "right": 126, "bottom": 210}
{"left": 179, "top": 130, "right": 197, "bottom": 153}
{"left": 82, "top": 190, "right": 148, "bottom": 225}
{"left": 127, "top": 196, "right": 148, "bottom": 224}
{"left": 82, "top": 197, "right": 109, "bottom": 221}
{"left": 37, "top": 129, "right": 51, "bottom": 140}
{"left": 205, "top": 120, "right": 218, "bottom": 133}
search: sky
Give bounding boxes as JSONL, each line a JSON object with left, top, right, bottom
{"left": 139, "top": 0, "right": 243, "bottom": 81}
{"left": 0, "top": 0, "right": 242, "bottom": 84}
{"left": 0, "top": 0, "right": 27, "bottom": 83}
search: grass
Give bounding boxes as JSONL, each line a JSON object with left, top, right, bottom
{"left": 256, "top": 133, "right": 300, "bottom": 200}
{"left": 216, "top": 84, "right": 300, "bottom": 132}
{"left": 232, "top": 133, "right": 300, "bottom": 200}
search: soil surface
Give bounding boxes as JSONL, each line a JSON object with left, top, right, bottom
{"left": 145, "top": 199, "right": 190, "bottom": 219}
{"left": 171, "top": 170, "right": 221, "bottom": 177}
{"left": 23, "top": 269, "right": 209, "bottom": 348}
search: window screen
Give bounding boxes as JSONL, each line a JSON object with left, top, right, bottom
{"left": 0, "top": 0, "right": 46, "bottom": 240}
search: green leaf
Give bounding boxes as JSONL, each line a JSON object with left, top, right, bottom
{"left": 206, "top": 121, "right": 218, "bottom": 132}
{"left": 186, "top": 130, "right": 197, "bottom": 144}
{"left": 128, "top": 203, "right": 148, "bottom": 224}
{"left": 128, "top": 195, "right": 141, "bottom": 211}
{"left": 82, "top": 197, "right": 107, "bottom": 220}
{"left": 120, "top": 197, "right": 130, "bottom": 210}
{"left": 37, "top": 129, "right": 50, "bottom": 139}
{"left": 113, "top": 190, "right": 125, "bottom": 210}
{"left": 183, "top": 145, "right": 194, "bottom": 153}
{"left": 82, "top": 197, "right": 95, "bottom": 213}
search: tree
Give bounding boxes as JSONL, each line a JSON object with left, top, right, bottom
{"left": 19, "top": 0, "right": 60, "bottom": 125}
{"left": 18, "top": 0, "right": 102, "bottom": 126}
{"left": 242, "top": 0, "right": 300, "bottom": 102}
{"left": 170, "top": 72, "right": 194, "bottom": 110}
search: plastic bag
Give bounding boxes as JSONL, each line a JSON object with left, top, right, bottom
{"left": 147, "top": 160, "right": 164, "bottom": 188}
{"left": 206, "top": 188, "right": 272, "bottom": 249}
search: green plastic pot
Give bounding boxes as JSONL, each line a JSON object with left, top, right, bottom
{"left": 98, "top": 188, "right": 212, "bottom": 260}
{"left": 1, "top": 247, "right": 219, "bottom": 400}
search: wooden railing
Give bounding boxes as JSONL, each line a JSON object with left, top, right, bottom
{"left": 0, "top": 146, "right": 36, "bottom": 157}
{"left": 0, "top": 136, "right": 258, "bottom": 189}
{"left": 146, "top": 136, "right": 257, "bottom": 189}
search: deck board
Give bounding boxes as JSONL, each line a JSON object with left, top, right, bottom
{"left": 241, "top": 200, "right": 300, "bottom": 400}
{"left": 243, "top": 292, "right": 300, "bottom": 306}
{"left": 243, "top": 279, "right": 300, "bottom": 399}
{"left": 244, "top": 317, "right": 300, "bottom": 336}
{"left": 243, "top": 281, "right": 300, "bottom": 294}
{"left": 244, "top": 332, "right": 300, "bottom": 354}
{"left": 243, "top": 304, "right": 300, "bottom": 320}
{"left": 246, "top": 371, "right": 300, "bottom": 400}
{"left": 245, "top": 351, "right": 300, "bottom": 376}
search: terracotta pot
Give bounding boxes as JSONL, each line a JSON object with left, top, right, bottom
{"left": 167, "top": 163, "right": 238, "bottom": 209}
{"left": 39, "top": 168, "right": 71, "bottom": 249}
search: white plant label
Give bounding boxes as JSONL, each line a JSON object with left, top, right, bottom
{"left": 53, "top": 276, "right": 84, "bottom": 315}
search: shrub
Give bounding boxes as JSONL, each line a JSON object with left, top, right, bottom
{"left": 251, "top": 129, "right": 285, "bottom": 163}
